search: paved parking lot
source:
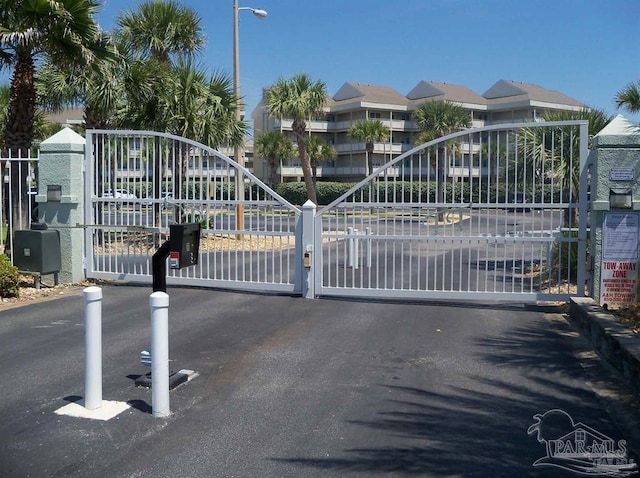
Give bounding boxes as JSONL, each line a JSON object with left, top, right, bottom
{"left": 1, "top": 285, "right": 639, "bottom": 477}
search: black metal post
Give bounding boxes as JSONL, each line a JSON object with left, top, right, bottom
{"left": 152, "top": 240, "right": 171, "bottom": 293}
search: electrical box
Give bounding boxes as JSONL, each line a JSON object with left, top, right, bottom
{"left": 14, "top": 229, "right": 61, "bottom": 274}
{"left": 169, "top": 223, "right": 201, "bottom": 270}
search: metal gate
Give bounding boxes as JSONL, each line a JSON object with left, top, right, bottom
{"left": 1, "top": 150, "right": 38, "bottom": 260}
{"left": 314, "top": 121, "right": 589, "bottom": 302}
{"left": 84, "top": 130, "right": 302, "bottom": 293}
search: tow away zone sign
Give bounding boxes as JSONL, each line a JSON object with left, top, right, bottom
{"left": 600, "top": 213, "right": 639, "bottom": 307}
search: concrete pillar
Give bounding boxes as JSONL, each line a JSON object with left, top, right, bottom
{"left": 589, "top": 115, "right": 640, "bottom": 305}
{"left": 36, "top": 127, "right": 86, "bottom": 284}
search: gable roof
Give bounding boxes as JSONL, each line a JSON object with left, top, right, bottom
{"left": 407, "top": 81, "right": 487, "bottom": 108}
{"left": 483, "top": 80, "right": 584, "bottom": 108}
{"left": 332, "top": 82, "right": 408, "bottom": 106}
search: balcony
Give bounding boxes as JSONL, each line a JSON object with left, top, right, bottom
{"left": 447, "top": 166, "right": 489, "bottom": 178}
{"left": 274, "top": 118, "right": 419, "bottom": 133}
{"left": 334, "top": 142, "right": 411, "bottom": 154}
{"left": 274, "top": 118, "right": 331, "bottom": 132}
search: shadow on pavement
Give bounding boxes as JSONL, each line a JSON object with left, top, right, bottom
{"left": 271, "top": 318, "right": 636, "bottom": 477}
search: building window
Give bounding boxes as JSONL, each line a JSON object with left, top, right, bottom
{"left": 369, "top": 112, "right": 381, "bottom": 119}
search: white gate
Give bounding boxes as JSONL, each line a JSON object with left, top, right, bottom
{"left": 84, "top": 130, "right": 302, "bottom": 293}
{"left": 313, "top": 121, "right": 590, "bottom": 302}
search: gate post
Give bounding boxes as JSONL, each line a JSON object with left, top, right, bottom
{"left": 36, "top": 128, "right": 86, "bottom": 283}
{"left": 589, "top": 115, "right": 640, "bottom": 307}
{"left": 298, "top": 200, "right": 316, "bottom": 299}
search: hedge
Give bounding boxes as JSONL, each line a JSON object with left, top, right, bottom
{"left": 111, "top": 180, "right": 567, "bottom": 206}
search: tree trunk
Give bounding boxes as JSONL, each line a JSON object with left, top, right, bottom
{"left": 312, "top": 163, "right": 318, "bottom": 189}
{"left": 268, "top": 157, "right": 277, "bottom": 189}
{"left": 293, "top": 120, "right": 317, "bottom": 205}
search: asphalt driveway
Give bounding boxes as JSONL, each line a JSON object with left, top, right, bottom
{"left": 1, "top": 285, "right": 639, "bottom": 477}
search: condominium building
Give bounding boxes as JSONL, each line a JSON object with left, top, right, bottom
{"left": 251, "top": 79, "right": 585, "bottom": 183}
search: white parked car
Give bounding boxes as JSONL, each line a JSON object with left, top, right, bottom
{"left": 141, "top": 192, "right": 172, "bottom": 208}
{"left": 102, "top": 189, "right": 138, "bottom": 210}
{"left": 103, "top": 189, "right": 137, "bottom": 202}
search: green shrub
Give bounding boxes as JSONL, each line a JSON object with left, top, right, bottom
{"left": 0, "top": 254, "right": 19, "bottom": 298}
{"left": 276, "top": 182, "right": 309, "bottom": 205}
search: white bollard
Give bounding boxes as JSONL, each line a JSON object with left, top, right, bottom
{"left": 150, "top": 291, "right": 170, "bottom": 418}
{"left": 84, "top": 286, "right": 103, "bottom": 410}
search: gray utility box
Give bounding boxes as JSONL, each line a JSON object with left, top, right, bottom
{"left": 14, "top": 229, "right": 61, "bottom": 274}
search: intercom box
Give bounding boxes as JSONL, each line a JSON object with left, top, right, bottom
{"left": 169, "top": 223, "right": 201, "bottom": 269}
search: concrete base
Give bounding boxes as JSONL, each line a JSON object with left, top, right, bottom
{"left": 54, "top": 399, "right": 130, "bottom": 421}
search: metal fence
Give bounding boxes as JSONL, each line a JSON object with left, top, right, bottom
{"left": 314, "top": 121, "right": 589, "bottom": 302}
{"left": 5, "top": 122, "right": 589, "bottom": 304}
{"left": 85, "top": 130, "right": 302, "bottom": 293}
{"left": 1, "top": 151, "right": 39, "bottom": 260}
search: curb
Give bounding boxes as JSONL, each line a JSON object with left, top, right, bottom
{"left": 568, "top": 297, "right": 640, "bottom": 388}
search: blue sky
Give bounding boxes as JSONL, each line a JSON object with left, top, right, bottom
{"left": 8, "top": 0, "right": 640, "bottom": 125}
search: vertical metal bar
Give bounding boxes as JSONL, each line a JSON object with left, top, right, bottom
{"left": 577, "top": 122, "right": 589, "bottom": 294}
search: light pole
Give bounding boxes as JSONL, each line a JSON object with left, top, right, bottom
{"left": 233, "top": 1, "right": 267, "bottom": 236}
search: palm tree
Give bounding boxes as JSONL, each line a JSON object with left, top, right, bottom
{"left": 413, "top": 101, "right": 471, "bottom": 217}
{"left": 305, "top": 136, "right": 336, "bottom": 186}
{"left": 0, "top": 0, "right": 115, "bottom": 252}
{"left": 114, "top": 0, "right": 206, "bottom": 222}
{"left": 116, "top": 0, "right": 204, "bottom": 64}
{"left": 413, "top": 100, "right": 471, "bottom": 141}
{"left": 519, "top": 107, "right": 612, "bottom": 226}
{"left": 265, "top": 74, "right": 327, "bottom": 205}
{"left": 255, "top": 131, "right": 296, "bottom": 188}
{"left": 348, "top": 119, "right": 390, "bottom": 177}
{"left": 615, "top": 81, "right": 640, "bottom": 114}
{"left": 36, "top": 42, "right": 127, "bottom": 130}
{"left": 114, "top": 0, "right": 206, "bottom": 130}
{"left": 155, "top": 61, "right": 246, "bottom": 147}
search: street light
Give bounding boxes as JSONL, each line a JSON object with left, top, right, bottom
{"left": 233, "top": 0, "right": 267, "bottom": 236}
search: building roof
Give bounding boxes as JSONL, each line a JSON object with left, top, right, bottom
{"left": 483, "top": 80, "right": 584, "bottom": 108}
{"left": 255, "top": 79, "right": 586, "bottom": 117}
{"left": 332, "top": 82, "right": 408, "bottom": 107}
{"left": 47, "top": 107, "right": 84, "bottom": 125}
{"left": 407, "top": 81, "right": 487, "bottom": 109}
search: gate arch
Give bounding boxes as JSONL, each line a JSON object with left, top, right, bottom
{"left": 314, "top": 121, "right": 590, "bottom": 302}
{"left": 84, "top": 129, "right": 302, "bottom": 293}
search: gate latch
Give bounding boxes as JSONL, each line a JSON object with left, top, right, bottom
{"left": 304, "top": 245, "right": 313, "bottom": 268}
